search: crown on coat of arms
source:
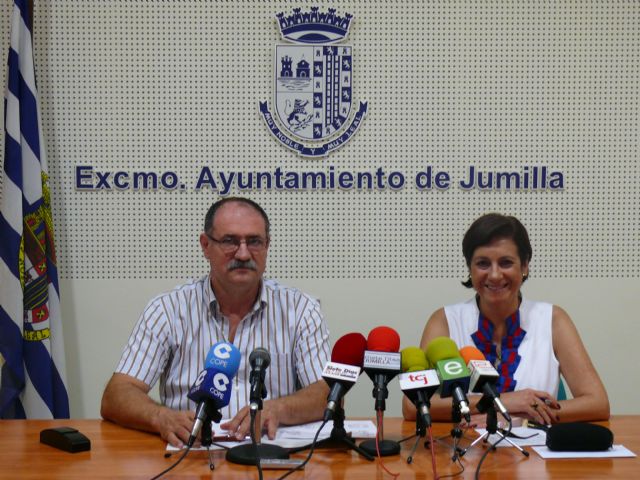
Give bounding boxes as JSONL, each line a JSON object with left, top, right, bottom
{"left": 276, "top": 7, "right": 353, "bottom": 44}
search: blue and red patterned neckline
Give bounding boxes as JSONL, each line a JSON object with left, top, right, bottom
{"left": 471, "top": 308, "right": 527, "bottom": 393}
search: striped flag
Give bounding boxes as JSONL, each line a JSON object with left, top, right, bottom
{"left": 0, "top": 0, "right": 69, "bottom": 418}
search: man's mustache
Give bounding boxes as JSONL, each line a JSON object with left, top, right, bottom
{"left": 227, "top": 259, "right": 258, "bottom": 271}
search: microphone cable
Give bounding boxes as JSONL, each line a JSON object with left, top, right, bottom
{"left": 436, "top": 422, "right": 469, "bottom": 480}
{"left": 276, "top": 418, "right": 329, "bottom": 480}
{"left": 426, "top": 425, "right": 440, "bottom": 479}
{"left": 473, "top": 417, "right": 512, "bottom": 480}
{"left": 374, "top": 409, "right": 400, "bottom": 478}
{"left": 150, "top": 444, "right": 192, "bottom": 480}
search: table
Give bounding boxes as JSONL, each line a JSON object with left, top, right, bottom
{"left": 0, "top": 416, "right": 637, "bottom": 479}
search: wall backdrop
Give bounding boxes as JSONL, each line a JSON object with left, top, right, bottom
{"left": 1, "top": 0, "right": 638, "bottom": 418}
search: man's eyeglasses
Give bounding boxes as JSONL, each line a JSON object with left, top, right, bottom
{"left": 205, "top": 233, "right": 268, "bottom": 253}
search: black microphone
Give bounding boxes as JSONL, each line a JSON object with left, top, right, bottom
{"left": 546, "top": 423, "right": 614, "bottom": 451}
{"left": 226, "top": 347, "right": 289, "bottom": 466}
{"left": 249, "top": 347, "right": 270, "bottom": 409}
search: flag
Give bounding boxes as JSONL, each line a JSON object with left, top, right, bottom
{"left": 0, "top": 0, "right": 69, "bottom": 418}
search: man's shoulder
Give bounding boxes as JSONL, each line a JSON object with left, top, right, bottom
{"left": 145, "top": 276, "right": 208, "bottom": 307}
{"left": 262, "top": 278, "right": 321, "bottom": 306}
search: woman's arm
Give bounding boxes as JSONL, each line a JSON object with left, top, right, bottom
{"left": 401, "top": 306, "right": 564, "bottom": 424}
{"left": 551, "top": 305, "right": 610, "bottom": 422}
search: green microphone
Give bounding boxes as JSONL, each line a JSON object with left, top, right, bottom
{"left": 425, "top": 337, "right": 471, "bottom": 422}
{"left": 399, "top": 346, "right": 440, "bottom": 428}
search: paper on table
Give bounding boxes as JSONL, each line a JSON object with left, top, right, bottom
{"left": 166, "top": 419, "right": 377, "bottom": 451}
{"left": 473, "top": 426, "right": 546, "bottom": 447}
{"left": 532, "top": 444, "right": 636, "bottom": 459}
{"left": 275, "top": 420, "right": 377, "bottom": 440}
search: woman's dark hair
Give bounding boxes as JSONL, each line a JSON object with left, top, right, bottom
{"left": 461, "top": 213, "right": 532, "bottom": 288}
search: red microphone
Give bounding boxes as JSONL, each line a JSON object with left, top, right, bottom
{"left": 363, "top": 327, "right": 402, "bottom": 405}
{"left": 331, "top": 332, "right": 367, "bottom": 365}
{"left": 366, "top": 326, "right": 400, "bottom": 352}
{"left": 322, "top": 333, "right": 367, "bottom": 421}
{"left": 360, "top": 326, "right": 402, "bottom": 457}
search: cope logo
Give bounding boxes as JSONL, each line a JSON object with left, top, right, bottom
{"left": 206, "top": 342, "right": 234, "bottom": 369}
{"left": 193, "top": 369, "right": 231, "bottom": 401}
{"left": 259, "top": 6, "right": 368, "bottom": 157}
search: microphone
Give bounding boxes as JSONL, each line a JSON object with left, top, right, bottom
{"left": 227, "top": 347, "right": 290, "bottom": 465}
{"left": 248, "top": 347, "right": 270, "bottom": 409}
{"left": 322, "top": 333, "right": 367, "bottom": 421}
{"left": 546, "top": 423, "right": 613, "bottom": 451}
{"left": 399, "top": 347, "right": 440, "bottom": 427}
{"left": 425, "top": 337, "right": 472, "bottom": 423}
{"left": 204, "top": 341, "right": 241, "bottom": 371}
{"left": 362, "top": 326, "right": 402, "bottom": 412}
{"left": 460, "top": 346, "right": 511, "bottom": 422}
{"left": 187, "top": 342, "right": 241, "bottom": 447}
{"left": 360, "top": 326, "right": 402, "bottom": 457}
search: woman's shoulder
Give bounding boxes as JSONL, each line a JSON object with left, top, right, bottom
{"left": 420, "top": 308, "right": 449, "bottom": 347}
{"left": 550, "top": 304, "right": 575, "bottom": 332}
{"left": 443, "top": 297, "right": 478, "bottom": 320}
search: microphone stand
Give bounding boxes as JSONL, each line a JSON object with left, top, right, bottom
{"left": 165, "top": 402, "right": 223, "bottom": 471}
{"left": 398, "top": 409, "right": 428, "bottom": 464}
{"left": 359, "top": 376, "right": 401, "bottom": 456}
{"left": 289, "top": 404, "right": 374, "bottom": 460}
{"left": 458, "top": 405, "right": 529, "bottom": 457}
{"left": 199, "top": 409, "right": 222, "bottom": 470}
{"left": 447, "top": 399, "right": 466, "bottom": 462}
{"left": 225, "top": 377, "right": 289, "bottom": 466}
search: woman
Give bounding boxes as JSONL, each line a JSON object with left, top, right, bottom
{"left": 403, "top": 213, "right": 609, "bottom": 425}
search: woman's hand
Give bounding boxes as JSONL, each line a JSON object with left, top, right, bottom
{"left": 499, "top": 389, "right": 561, "bottom": 425}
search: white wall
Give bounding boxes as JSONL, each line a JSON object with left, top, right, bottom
{"left": 2, "top": 1, "right": 638, "bottom": 420}
{"left": 63, "top": 276, "right": 639, "bottom": 418}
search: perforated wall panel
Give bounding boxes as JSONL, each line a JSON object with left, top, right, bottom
{"left": 1, "top": 1, "right": 638, "bottom": 279}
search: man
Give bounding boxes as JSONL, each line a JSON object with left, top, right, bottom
{"left": 101, "top": 198, "right": 331, "bottom": 447}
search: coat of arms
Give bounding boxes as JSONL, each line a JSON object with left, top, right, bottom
{"left": 260, "top": 7, "right": 367, "bottom": 157}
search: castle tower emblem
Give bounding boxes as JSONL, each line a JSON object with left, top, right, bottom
{"left": 259, "top": 7, "right": 368, "bottom": 157}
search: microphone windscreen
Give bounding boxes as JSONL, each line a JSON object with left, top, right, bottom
{"left": 401, "top": 347, "right": 428, "bottom": 372}
{"left": 331, "top": 332, "right": 367, "bottom": 366}
{"left": 205, "top": 342, "right": 241, "bottom": 376}
{"left": 187, "top": 364, "right": 239, "bottom": 406}
{"left": 460, "top": 346, "right": 485, "bottom": 364}
{"left": 366, "top": 326, "right": 401, "bottom": 352}
{"left": 425, "top": 337, "right": 460, "bottom": 365}
{"left": 249, "top": 347, "right": 271, "bottom": 369}
{"left": 546, "top": 423, "right": 614, "bottom": 451}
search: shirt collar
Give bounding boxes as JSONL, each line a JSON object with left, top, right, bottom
{"left": 204, "top": 275, "right": 268, "bottom": 317}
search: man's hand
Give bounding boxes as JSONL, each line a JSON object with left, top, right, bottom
{"left": 220, "top": 380, "right": 328, "bottom": 440}
{"left": 151, "top": 407, "right": 197, "bottom": 448}
{"left": 101, "top": 373, "right": 199, "bottom": 448}
{"left": 219, "top": 399, "right": 284, "bottom": 440}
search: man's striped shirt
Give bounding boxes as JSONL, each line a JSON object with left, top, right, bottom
{"left": 115, "top": 276, "right": 330, "bottom": 418}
